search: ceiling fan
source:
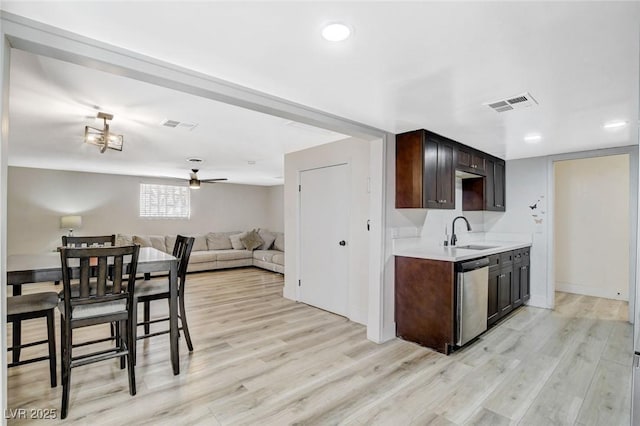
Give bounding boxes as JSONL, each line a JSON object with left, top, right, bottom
{"left": 186, "top": 169, "right": 227, "bottom": 189}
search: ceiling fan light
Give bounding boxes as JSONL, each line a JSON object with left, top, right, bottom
{"left": 189, "top": 178, "right": 201, "bottom": 189}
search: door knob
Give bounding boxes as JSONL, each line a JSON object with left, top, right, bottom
{"left": 339, "top": 240, "right": 346, "bottom": 246}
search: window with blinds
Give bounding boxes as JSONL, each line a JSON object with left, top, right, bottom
{"left": 139, "top": 184, "right": 190, "bottom": 219}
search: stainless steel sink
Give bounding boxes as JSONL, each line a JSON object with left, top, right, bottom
{"left": 455, "top": 244, "right": 499, "bottom": 250}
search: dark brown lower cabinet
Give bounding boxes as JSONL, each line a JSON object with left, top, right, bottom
{"left": 394, "top": 256, "right": 455, "bottom": 355}
{"left": 488, "top": 248, "right": 531, "bottom": 327}
{"left": 395, "top": 246, "right": 531, "bottom": 354}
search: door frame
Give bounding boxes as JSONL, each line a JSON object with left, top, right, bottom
{"left": 546, "top": 146, "right": 639, "bottom": 321}
{"left": 297, "top": 163, "right": 351, "bottom": 314}
{"left": 0, "top": 12, "right": 391, "bottom": 409}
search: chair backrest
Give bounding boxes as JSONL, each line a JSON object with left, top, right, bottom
{"left": 173, "top": 235, "right": 195, "bottom": 282}
{"left": 59, "top": 245, "right": 140, "bottom": 320}
{"left": 62, "top": 234, "right": 116, "bottom": 248}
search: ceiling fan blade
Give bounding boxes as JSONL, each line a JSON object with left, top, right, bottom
{"left": 201, "top": 178, "right": 228, "bottom": 183}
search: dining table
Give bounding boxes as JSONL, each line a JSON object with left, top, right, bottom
{"left": 6, "top": 246, "right": 181, "bottom": 375}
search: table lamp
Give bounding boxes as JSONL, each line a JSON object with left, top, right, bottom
{"left": 60, "top": 215, "right": 82, "bottom": 237}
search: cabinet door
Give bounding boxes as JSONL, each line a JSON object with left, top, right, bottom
{"left": 521, "top": 263, "right": 530, "bottom": 302}
{"left": 437, "top": 142, "right": 455, "bottom": 209}
{"left": 485, "top": 158, "right": 495, "bottom": 210}
{"left": 498, "top": 268, "right": 512, "bottom": 315}
{"left": 484, "top": 159, "right": 506, "bottom": 212}
{"left": 488, "top": 268, "right": 500, "bottom": 326}
{"left": 456, "top": 147, "right": 472, "bottom": 169}
{"left": 423, "top": 138, "right": 440, "bottom": 208}
{"left": 471, "top": 153, "right": 486, "bottom": 175}
{"left": 494, "top": 161, "right": 506, "bottom": 210}
{"left": 511, "top": 264, "right": 523, "bottom": 308}
{"left": 423, "top": 136, "right": 454, "bottom": 210}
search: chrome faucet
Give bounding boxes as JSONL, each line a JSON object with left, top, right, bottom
{"left": 451, "top": 216, "right": 471, "bottom": 246}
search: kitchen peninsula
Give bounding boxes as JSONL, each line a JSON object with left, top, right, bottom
{"left": 393, "top": 238, "right": 532, "bottom": 354}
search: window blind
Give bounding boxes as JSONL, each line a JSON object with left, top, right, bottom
{"left": 139, "top": 184, "right": 190, "bottom": 219}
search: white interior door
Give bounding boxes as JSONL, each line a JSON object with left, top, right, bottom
{"left": 299, "top": 164, "right": 349, "bottom": 316}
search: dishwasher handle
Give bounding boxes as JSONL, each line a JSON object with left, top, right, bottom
{"left": 457, "top": 257, "right": 490, "bottom": 272}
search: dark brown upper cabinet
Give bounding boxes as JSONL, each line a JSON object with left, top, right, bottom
{"left": 456, "top": 146, "right": 486, "bottom": 175}
{"left": 396, "top": 130, "right": 455, "bottom": 209}
{"left": 397, "top": 128, "right": 505, "bottom": 211}
{"left": 462, "top": 157, "right": 506, "bottom": 212}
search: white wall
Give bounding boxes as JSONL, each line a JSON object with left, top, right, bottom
{"left": 7, "top": 166, "right": 283, "bottom": 254}
{"left": 484, "top": 156, "right": 550, "bottom": 307}
{"left": 266, "top": 185, "right": 284, "bottom": 232}
{"left": 554, "top": 155, "right": 629, "bottom": 300}
{"left": 284, "top": 137, "right": 370, "bottom": 325}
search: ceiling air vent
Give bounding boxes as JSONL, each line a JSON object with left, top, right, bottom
{"left": 161, "top": 119, "right": 180, "bottom": 128}
{"left": 485, "top": 92, "right": 538, "bottom": 113}
{"left": 160, "top": 119, "right": 198, "bottom": 131}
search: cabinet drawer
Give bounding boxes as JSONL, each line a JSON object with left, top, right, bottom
{"left": 500, "top": 251, "right": 514, "bottom": 266}
{"left": 488, "top": 254, "right": 501, "bottom": 269}
{"left": 513, "top": 249, "right": 523, "bottom": 263}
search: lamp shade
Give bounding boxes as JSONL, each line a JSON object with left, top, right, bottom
{"left": 60, "top": 215, "right": 82, "bottom": 230}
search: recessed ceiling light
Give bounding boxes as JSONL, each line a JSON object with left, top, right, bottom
{"left": 603, "top": 120, "right": 628, "bottom": 130}
{"left": 524, "top": 133, "right": 542, "bottom": 143}
{"left": 321, "top": 23, "right": 352, "bottom": 41}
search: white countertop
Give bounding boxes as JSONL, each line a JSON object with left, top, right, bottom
{"left": 393, "top": 238, "right": 531, "bottom": 262}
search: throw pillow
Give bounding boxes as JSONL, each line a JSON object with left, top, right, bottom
{"left": 240, "top": 229, "right": 264, "bottom": 251}
{"left": 133, "top": 235, "right": 152, "bottom": 247}
{"left": 229, "top": 232, "right": 248, "bottom": 250}
{"left": 166, "top": 235, "right": 177, "bottom": 253}
{"left": 191, "top": 235, "right": 208, "bottom": 252}
{"left": 274, "top": 233, "right": 285, "bottom": 252}
{"left": 149, "top": 235, "right": 167, "bottom": 253}
{"left": 258, "top": 229, "right": 276, "bottom": 250}
{"left": 207, "top": 232, "right": 233, "bottom": 250}
{"left": 116, "top": 233, "right": 133, "bottom": 246}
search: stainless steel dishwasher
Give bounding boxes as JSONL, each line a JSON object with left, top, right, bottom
{"left": 456, "top": 257, "right": 490, "bottom": 346}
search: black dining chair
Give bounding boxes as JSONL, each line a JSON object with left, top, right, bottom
{"left": 132, "top": 235, "right": 195, "bottom": 362}
{"left": 62, "top": 234, "right": 116, "bottom": 247}
{"left": 55, "top": 235, "right": 116, "bottom": 286}
{"left": 7, "top": 291, "right": 58, "bottom": 388}
{"left": 58, "top": 244, "right": 139, "bottom": 419}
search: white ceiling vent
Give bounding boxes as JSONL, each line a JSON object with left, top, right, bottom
{"left": 160, "top": 119, "right": 198, "bottom": 131}
{"left": 485, "top": 92, "right": 538, "bottom": 113}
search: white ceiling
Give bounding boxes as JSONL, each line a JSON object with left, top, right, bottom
{"left": 8, "top": 48, "right": 347, "bottom": 185}
{"left": 2, "top": 1, "right": 639, "bottom": 181}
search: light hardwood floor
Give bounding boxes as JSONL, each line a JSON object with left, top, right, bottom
{"left": 6, "top": 269, "right": 633, "bottom": 425}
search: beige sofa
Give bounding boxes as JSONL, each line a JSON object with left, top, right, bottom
{"left": 116, "top": 230, "right": 284, "bottom": 274}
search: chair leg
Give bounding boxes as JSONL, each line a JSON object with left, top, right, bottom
{"left": 131, "top": 299, "right": 138, "bottom": 366}
{"left": 143, "top": 300, "right": 150, "bottom": 335}
{"left": 46, "top": 310, "right": 57, "bottom": 388}
{"left": 119, "top": 320, "right": 125, "bottom": 370}
{"left": 126, "top": 318, "right": 137, "bottom": 396}
{"left": 60, "top": 317, "right": 71, "bottom": 420}
{"left": 12, "top": 320, "right": 21, "bottom": 363}
{"left": 179, "top": 296, "right": 194, "bottom": 352}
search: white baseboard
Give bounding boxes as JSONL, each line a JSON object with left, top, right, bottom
{"left": 556, "top": 282, "right": 628, "bottom": 301}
